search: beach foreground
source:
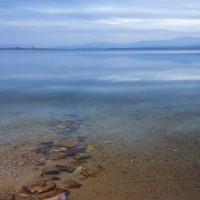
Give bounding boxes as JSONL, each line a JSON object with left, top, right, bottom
{"left": 0, "top": 110, "right": 200, "bottom": 200}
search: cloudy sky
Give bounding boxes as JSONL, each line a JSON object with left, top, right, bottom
{"left": 0, "top": 0, "right": 200, "bottom": 47}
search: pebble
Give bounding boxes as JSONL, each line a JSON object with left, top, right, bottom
{"left": 75, "top": 152, "right": 91, "bottom": 160}
{"left": 67, "top": 148, "right": 80, "bottom": 156}
{"left": 23, "top": 180, "right": 55, "bottom": 194}
{"left": 44, "top": 193, "right": 68, "bottom": 200}
{"left": 86, "top": 145, "right": 95, "bottom": 153}
{"left": 55, "top": 165, "right": 75, "bottom": 173}
{"left": 57, "top": 138, "right": 78, "bottom": 148}
{"left": 41, "top": 141, "right": 54, "bottom": 146}
{"left": 37, "top": 188, "right": 70, "bottom": 199}
{"left": 42, "top": 166, "right": 60, "bottom": 175}
{"left": 47, "top": 152, "right": 67, "bottom": 160}
{"left": 49, "top": 176, "right": 61, "bottom": 181}
{"left": 62, "top": 180, "right": 82, "bottom": 189}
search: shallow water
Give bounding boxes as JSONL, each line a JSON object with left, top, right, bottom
{"left": 1, "top": 50, "right": 200, "bottom": 199}
{"left": 0, "top": 50, "right": 200, "bottom": 143}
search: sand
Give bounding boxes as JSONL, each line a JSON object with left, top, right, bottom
{"left": 0, "top": 125, "right": 200, "bottom": 200}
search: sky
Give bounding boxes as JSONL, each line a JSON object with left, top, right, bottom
{"left": 0, "top": 0, "right": 200, "bottom": 47}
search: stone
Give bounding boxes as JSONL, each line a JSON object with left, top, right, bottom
{"left": 44, "top": 193, "right": 67, "bottom": 200}
{"left": 41, "top": 141, "right": 54, "bottom": 146}
{"left": 55, "top": 165, "right": 75, "bottom": 173}
{"left": 57, "top": 138, "right": 78, "bottom": 148}
{"left": 49, "top": 177, "right": 61, "bottom": 181}
{"left": 36, "top": 188, "right": 70, "bottom": 200}
{"left": 74, "top": 152, "right": 90, "bottom": 160}
{"left": 42, "top": 166, "right": 60, "bottom": 175}
{"left": 23, "top": 180, "right": 55, "bottom": 194}
{"left": 62, "top": 180, "right": 82, "bottom": 189}
{"left": 80, "top": 167, "right": 90, "bottom": 177}
{"left": 47, "top": 152, "right": 67, "bottom": 160}
{"left": 36, "top": 147, "right": 49, "bottom": 154}
{"left": 35, "top": 158, "right": 46, "bottom": 166}
{"left": 76, "top": 144, "right": 86, "bottom": 152}
{"left": 86, "top": 145, "right": 95, "bottom": 153}
{"left": 67, "top": 148, "right": 80, "bottom": 156}
{"left": 77, "top": 135, "right": 87, "bottom": 142}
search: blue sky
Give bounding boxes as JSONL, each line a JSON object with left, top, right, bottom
{"left": 0, "top": 0, "right": 200, "bottom": 47}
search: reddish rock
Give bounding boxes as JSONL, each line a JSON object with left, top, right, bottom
{"left": 47, "top": 152, "right": 67, "bottom": 160}
{"left": 57, "top": 138, "right": 78, "bottom": 148}
{"left": 42, "top": 166, "right": 60, "bottom": 175}
{"left": 23, "top": 180, "right": 55, "bottom": 194}
{"left": 44, "top": 193, "right": 68, "bottom": 200}
{"left": 62, "top": 180, "right": 82, "bottom": 189}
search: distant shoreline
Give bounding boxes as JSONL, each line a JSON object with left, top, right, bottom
{"left": 1, "top": 47, "right": 200, "bottom": 51}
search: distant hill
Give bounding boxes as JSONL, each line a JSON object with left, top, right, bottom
{"left": 54, "top": 36, "right": 200, "bottom": 49}
{"left": 1, "top": 36, "right": 200, "bottom": 50}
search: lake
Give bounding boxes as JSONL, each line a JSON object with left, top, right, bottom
{"left": 0, "top": 50, "right": 200, "bottom": 199}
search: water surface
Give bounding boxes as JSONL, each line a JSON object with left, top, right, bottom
{"left": 0, "top": 50, "right": 200, "bottom": 143}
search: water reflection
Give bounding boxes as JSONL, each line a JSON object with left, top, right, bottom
{"left": 0, "top": 50, "right": 200, "bottom": 84}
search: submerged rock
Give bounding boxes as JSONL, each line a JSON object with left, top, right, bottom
{"left": 75, "top": 152, "right": 90, "bottom": 160}
{"left": 86, "top": 145, "right": 95, "bottom": 153}
{"left": 55, "top": 165, "right": 75, "bottom": 173}
{"left": 47, "top": 152, "right": 67, "bottom": 160}
{"left": 42, "top": 166, "right": 60, "bottom": 175}
{"left": 44, "top": 193, "right": 67, "bottom": 200}
{"left": 62, "top": 180, "right": 82, "bottom": 189}
{"left": 49, "top": 177, "right": 61, "bottom": 181}
{"left": 41, "top": 141, "right": 54, "bottom": 146}
{"left": 66, "top": 148, "right": 80, "bottom": 156}
{"left": 57, "top": 138, "right": 78, "bottom": 148}
{"left": 23, "top": 180, "right": 55, "bottom": 194}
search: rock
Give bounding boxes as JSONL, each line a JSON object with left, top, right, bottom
{"left": 77, "top": 135, "right": 87, "bottom": 142}
{"left": 41, "top": 141, "right": 54, "bottom": 146}
{"left": 76, "top": 144, "right": 86, "bottom": 152}
{"left": 37, "top": 188, "right": 70, "bottom": 200}
{"left": 47, "top": 152, "right": 67, "bottom": 160}
{"left": 86, "top": 145, "right": 95, "bottom": 153}
{"left": 67, "top": 148, "right": 80, "bottom": 156}
{"left": 23, "top": 180, "right": 55, "bottom": 194}
{"left": 42, "top": 166, "right": 60, "bottom": 175}
{"left": 55, "top": 165, "right": 75, "bottom": 173}
{"left": 79, "top": 167, "right": 99, "bottom": 177}
{"left": 74, "top": 152, "right": 90, "bottom": 160}
{"left": 35, "top": 159, "right": 46, "bottom": 166}
{"left": 62, "top": 180, "right": 82, "bottom": 189}
{"left": 80, "top": 167, "right": 90, "bottom": 177}
{"left": 44, "top": 193, "right": 67, "bottom": 200}
{"left": 49, "top": 177, "right": 61, "bottom": 181}
{"left": 68, "top": 159, "right": 87, "bottom": 165}
{"left": 36, "top": 147, "right": 49, "bottom": 154}
{"left": 57, "top": 138, "right": 78, "bottom": 148}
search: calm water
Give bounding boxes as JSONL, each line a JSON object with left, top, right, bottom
{"left": 0, "top": 50, "right": 200, "bottom": 143}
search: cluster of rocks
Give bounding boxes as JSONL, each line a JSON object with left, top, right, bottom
{"left": 23, "top": 117, "right": 104, "bottom": 200}
{"left": 0, "top": 119, "right": 106, "bottom": 200}
{"left": 20, "top": 132, "right": 104, "bottom": 200}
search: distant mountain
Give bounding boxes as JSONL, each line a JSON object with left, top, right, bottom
{"left": 1, "top": 36, "right": 200, "bottom": 50}
{"left": 54, "top": 36, "right": 200, "bottom": 49}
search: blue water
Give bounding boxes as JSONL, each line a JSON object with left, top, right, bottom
{"left": 0, "top": 50, "right": 200, "bottom": 142}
